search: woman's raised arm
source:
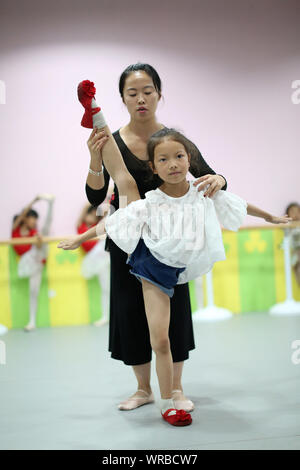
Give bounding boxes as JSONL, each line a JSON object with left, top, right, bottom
{"left": 85, "top": 127, "right": 111, "bottom": 206}
{"left": 86, "top": 128, "right": 108, "bottom": 190}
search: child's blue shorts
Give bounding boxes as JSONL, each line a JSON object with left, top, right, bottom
{"left": 126, "top": 238, "right": 185, "bottom": 298}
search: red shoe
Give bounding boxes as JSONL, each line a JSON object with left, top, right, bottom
{"left": 161, "top": 408, "right": 192, "bottom": 426}
{"left": 77, "top": 80, "right": 101, "bottom": 128}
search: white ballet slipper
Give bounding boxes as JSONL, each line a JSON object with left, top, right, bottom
{"left": 118, "top": 389, "right": 155, "bottom": 411}
{"left": 172, "top": 389, "right": 195, "bottom": 412}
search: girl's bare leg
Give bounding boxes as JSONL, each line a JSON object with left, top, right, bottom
{"left": 172, "top": 361, "right": 194, "bottom": 411}
{"left": 80, "top": 83, "right": 139, "bottom": 205}
{"left": 24, "top": 268, "right": 43, "bottom": 331}
{"left": 96, "top": 125, "right": 140, "bottom": 207}
{"left": 141, "top": 279, "right": 173, "bottom": 399}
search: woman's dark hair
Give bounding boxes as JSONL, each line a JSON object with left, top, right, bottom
{"left": 119, "top": 63, "right": 162, "bottom": 101}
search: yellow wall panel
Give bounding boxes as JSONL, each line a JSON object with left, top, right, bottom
{"left": 47, "top": 243, "right": 90, "bottom": 326}
{"left": 0, "top": 245, "right": 12, "bottom": 328}
{"left": 212, "top": 231, "right": 241, "bottom": 313}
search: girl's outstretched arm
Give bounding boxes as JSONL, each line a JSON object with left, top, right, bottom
{"left": 57, "top": 217, "right": 106, "bottom": 250}
{"left": 247, "top": 203, "right": 293, "bottom": 224}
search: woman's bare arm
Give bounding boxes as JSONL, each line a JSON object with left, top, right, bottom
{"left": 86, "top": 129, "right": 108, "bottom": 190}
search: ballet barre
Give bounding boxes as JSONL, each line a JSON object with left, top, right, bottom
{"left": 2, "top": 222, "right": 299, "bottom": 246}
{"left": 0, "top": 234, "right": 106, "bottom": 246}
{"left": 227, "top": 221, "right": 300, "bottom": 231}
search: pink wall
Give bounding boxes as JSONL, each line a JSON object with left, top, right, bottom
{"left": 0, "top": 0, "right": 299, "bottom": 238}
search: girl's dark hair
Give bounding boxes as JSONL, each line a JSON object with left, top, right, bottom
{"left": 145, "top": 128, "right": 194, "bottom": 185}
{"left": 286, "top": 202, "right": 299, "bottom": 216}
{"left": 26, "top": 209, "right": 38, "bottom": 218}
{"left": 12, "top": 214, "right": 23, "bottom": 226}
{"left": 87, "top": 204, "right": 103, "bottom": 220}
{"left": 12, "top": 210, "right": 38, "bottom": 227}
{"left": 147, "top": 128, "right": 191, "bottom": 166}
{"left": 87, "top": 205, "right": 97, "bottom": 215}
{"left": 119, "top": 63, "right": 162, "bottom": 101}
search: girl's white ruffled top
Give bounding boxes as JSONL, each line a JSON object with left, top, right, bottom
{"left": 105, "top": 182, "right": 247, "bottom": 284}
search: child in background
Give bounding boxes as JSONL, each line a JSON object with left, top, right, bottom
{"left": 286, "top": 202, "right": 300, "bottom": 286}
{"left": 77, "top": 203, "right": 100, "bottom": 253}
{"left": 12, "top": 194, "right": 55, "bottom": 331}
{"left": 77, "top": 203, "right": 110, "bottom": 326}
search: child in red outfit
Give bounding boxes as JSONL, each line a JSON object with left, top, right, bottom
{"left": 12, "top": 201, "right": 41, "bottom": 257}
{"left": 12, "top": 223, "right": 38, "bottom": 256}
{"left": 12, "top": 194, "right": 55, "bottom": 331}
{"left": 77, "top": 203, "right": 110, "bottom": 326}
{"left": 77, "top": 203, "right": 99, "bottom": 253}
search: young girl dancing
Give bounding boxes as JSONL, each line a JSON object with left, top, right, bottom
{"left": 78, "top": 203, "right": 111, "bottom": 326}
{"left": 13, "top": 194, "right": 55, "bottom": 331}
{"left": 58, "top": 81, "right": 291, "bottom": 426}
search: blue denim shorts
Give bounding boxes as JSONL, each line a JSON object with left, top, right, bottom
{"left": 126, "top": 238, "right": 185, "bottom": 298}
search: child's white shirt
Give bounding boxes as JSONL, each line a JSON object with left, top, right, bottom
{"left": 105, "top": 181, "right": 247, "bottom": 283}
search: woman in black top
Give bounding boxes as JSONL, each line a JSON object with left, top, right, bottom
{"left": 85, "top": 64, "right": 227, "bottom": 412}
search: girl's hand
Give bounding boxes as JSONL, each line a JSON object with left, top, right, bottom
{"left": 264, "top": 214, "right": 293, "bottom": 224}
{"left": 87, "top": 128, "right": 109, "bottom": 162}
{"left": 193, "top": 174, "right": 226, "bottom": 197}
{"left": 57, "top": 238, "right": 81, "bottom": 250}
